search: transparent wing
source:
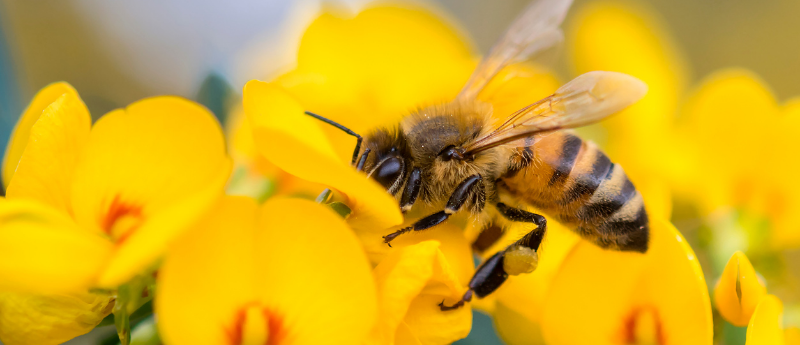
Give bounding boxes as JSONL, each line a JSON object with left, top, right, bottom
{"left": 457, "top": 0, "right": 573, "bottom": 101}
{"left": 463, "top": 71, "right": 648, "bottom": 154}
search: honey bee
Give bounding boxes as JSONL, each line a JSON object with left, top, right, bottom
{"left": 307, "top": 0, "right": 649, "bottom": 310}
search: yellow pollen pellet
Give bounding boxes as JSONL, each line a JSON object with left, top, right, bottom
{"left": 503, "top": 246, "right": 539, "bottom": 275}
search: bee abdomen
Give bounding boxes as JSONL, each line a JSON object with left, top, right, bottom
{"left": 574, "top": 164, "right": 649, "bottom": 252}
{"left": 500, "top": 132, "right": 649, "bottom": 253}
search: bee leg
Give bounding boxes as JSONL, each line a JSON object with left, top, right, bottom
{"left": 439, "top": 204, "right": 546, "bottom": 310}
{"left": 383, "top": 174, "right": 484, "bottom": 246}
{"left": 496, "top": 203, "right": 547, "bottom": 253}
{"left": 399, "top": 167, "right": 422, "bottom": 213}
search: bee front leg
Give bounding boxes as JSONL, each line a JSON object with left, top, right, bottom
{"left": 439, "top": 203, "right": 546, "bottom": 311}
{"left": 383, "top": 174, "right": 484, "bottom": 246}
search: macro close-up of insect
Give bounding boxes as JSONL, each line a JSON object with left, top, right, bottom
{"left": 306, "top": 0, "right": 648, "bottom": 311}
{"left": 3, "top": 0, "right": 800, "bottom": 343}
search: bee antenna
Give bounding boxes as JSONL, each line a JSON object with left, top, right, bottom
{"left": 304, "top": 111, "right": 362, "bottom": 166}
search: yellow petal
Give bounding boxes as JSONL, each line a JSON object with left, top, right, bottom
{"left": 542, "top": 219, "right": 712, "bottom": 345}
{"left": 0, "top": 198, "right": 113, "bottom": 294}
{"left": 254, "top": 197, "right": 378, "bottom": 345}
{"left": 283, "top": 5, "right": 474, "bottom": 160}
{"left": 766, "top": 99, "right": 800, "bottom": 249}
{"left": 5, "top": 88, "right": 91, "bottom": 215}
{"left": 98, "top": 166, "right": 230, "bottom": 287}
{"left": 157, "top": 196, "right": 259, "bottom": 345}
{"left": 746, "top": 295, "right": 785, "bottom": 345}
{"left": 69, "top": 96, "right": 230, "bottom": 287}
{"left": 2, "top": 82, "right": 80, "bottom": 188}
{"left": 677, "top": 70, "right": 777, "bottom": 214}
{"left": 243, "top": 80, "right": 402, "bottom": 229}
{"left": 367, "top": 240, "right": 471, "bottom": 345}
{"left": 0, "top": 290, "right": 113, "bottom": 345}
{"left": 714, "top": 251, "right": 767, "bottom": 326}
{"left": 785, "top": 327, "right": 800, "bottom": 345}
{"left": 490, "top": 219, "right": 580, "bottom": 344}
{"left": 226, "top": 106, "right": 325, "bottom": 199}
{"left": 568, "top": 1, "right": 687, "bottom": 179}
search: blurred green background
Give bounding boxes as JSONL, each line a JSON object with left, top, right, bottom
{"left": 1, "top": 0, "right": 798, "bottom": 344}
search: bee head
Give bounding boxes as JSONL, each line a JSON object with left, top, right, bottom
{"left": 362, "top": 127, "right": 409, "bottom": 194}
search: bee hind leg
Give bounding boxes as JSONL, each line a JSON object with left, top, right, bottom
{"left": 496, "top": 203, "right": 547, "bottom": 254}
{"left": 438, "top": 204, "right": 546, "bottom": 311}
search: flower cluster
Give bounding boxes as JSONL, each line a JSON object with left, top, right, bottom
{"left": 0, "top": 1, "right": 796, "bottom": 345}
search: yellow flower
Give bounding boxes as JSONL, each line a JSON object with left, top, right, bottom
{"left": 713, "top": 251, "right": 791, "bottom": 344}
{"left": 156, "top": 196, "right": 377, "bottom": 345}
{"left": 714, "top": 251, "right": 767, "bottom": 326}
{"left": 367, "top": 233, "right": 473, "bottom": 345}
{"left": 0, "top": 82, "right": 230, "bottom": 291}
{"left": 746, "top": 295, "right": 786, "bottom": 345}
{"left": 225, "top": 105, "right": 325, "bottom": 200}
{"left": 0, "top": 291, "right": 113, "bottom": 345}
{"left": 786, "top": 327, "right": 800, "bottom": 344}
{"left": 483, "top": 219, "right": 581, "bottom": 344}
{"left": 540, "top": 219, "right": 712, "bottom": 345}
{"left": 0, "top": 82, "right": 230, "bottom": 344}
{"left": 243, "top": 80, "right": 403, "bottom": 231}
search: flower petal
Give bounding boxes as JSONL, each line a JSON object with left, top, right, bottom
{"left": 254, "top": 197, "right": 378, "bottom": 345}
{"left": 766, "top": 99, "right": 800, "bottom": 249}
{"left": 2, "top": 82, "right": 81, "bottom": 188}
{"left": 746, "top": 295, "right": 785, "bottom": 345}
{"left": 70, "top": 96, "right": 230, "bottom": 286}
{"left": 282, "top": 5, "right": 474, "bottom": 156}
{"left": 567, "top": 1, "right": 687, "bottom": 179}
{"left": 157, "top": 196, "right": 259, "bottom": 345}
{"left": 98, "top": 166, "right": 230, "bottom": 287}
{"left": 0, "top": 290, "right": 113, "bottom": 345}
{"left": 785, "top": 327, "right": 800, "bottom": 345}
{"left": 677, "top": 70, "right": 777, "bottom": 214}
{"left": 5, "top": 84, "right": 90, "bottom": 214}
{"left": 243, "top": 80, "right": 402, "bottom": 229}
{"left": 542, "top": 219, "right": 712, "bottom": 345}
{"left": 490, "top": 219, "right": 580, "bottom": 344}
{"left": 714, "top": 251, "right": 767, "bottom": 326}
{"left": 366, "top": 240, "right": 471, "bottom": 345}
{"left": 0, "top": 199, "right": 113, "bottom": 293}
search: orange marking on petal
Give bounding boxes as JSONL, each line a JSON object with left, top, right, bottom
{"left": 102, "top": 195, "right": 144, "bottom": 244}
{"left": 622, "top": 307, "right": 666, "bottom": 345}
{"left": 226, "top": 303, "right": 284, "bottom": 345}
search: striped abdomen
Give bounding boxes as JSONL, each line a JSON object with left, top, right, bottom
{"left": 499, "top": 132, "right": 649, "bottom": 252}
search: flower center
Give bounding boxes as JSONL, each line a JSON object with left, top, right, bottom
{"left": 623, "top": 307, "right": 665, "bottom": 345}
{"left": 228, "top": 304, "right": 283, "bottom": 345}
{"left": 102, "top": 195, "right": 143, "bottom": 244}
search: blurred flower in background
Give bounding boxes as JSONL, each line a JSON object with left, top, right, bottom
{"left": 1, "top": 0, "right": 800, "bottom": 344}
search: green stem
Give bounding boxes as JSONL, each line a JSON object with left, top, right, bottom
{"left": 114, "top": 284, "right": 131, "bottom": 345}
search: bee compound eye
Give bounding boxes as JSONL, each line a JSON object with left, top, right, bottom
{"left": 374, "top": 157, "right": 404, "bottom": 191}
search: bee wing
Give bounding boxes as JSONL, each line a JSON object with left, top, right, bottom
{"left": 457, "top": 0, "right": 573, "bottom": 101}
{"left": 463, "top": 71, "right": 648, "bottom": 154}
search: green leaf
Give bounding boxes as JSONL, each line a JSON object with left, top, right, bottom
{"left": 195, "top": 72, "right": 235, "bottom": 124}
